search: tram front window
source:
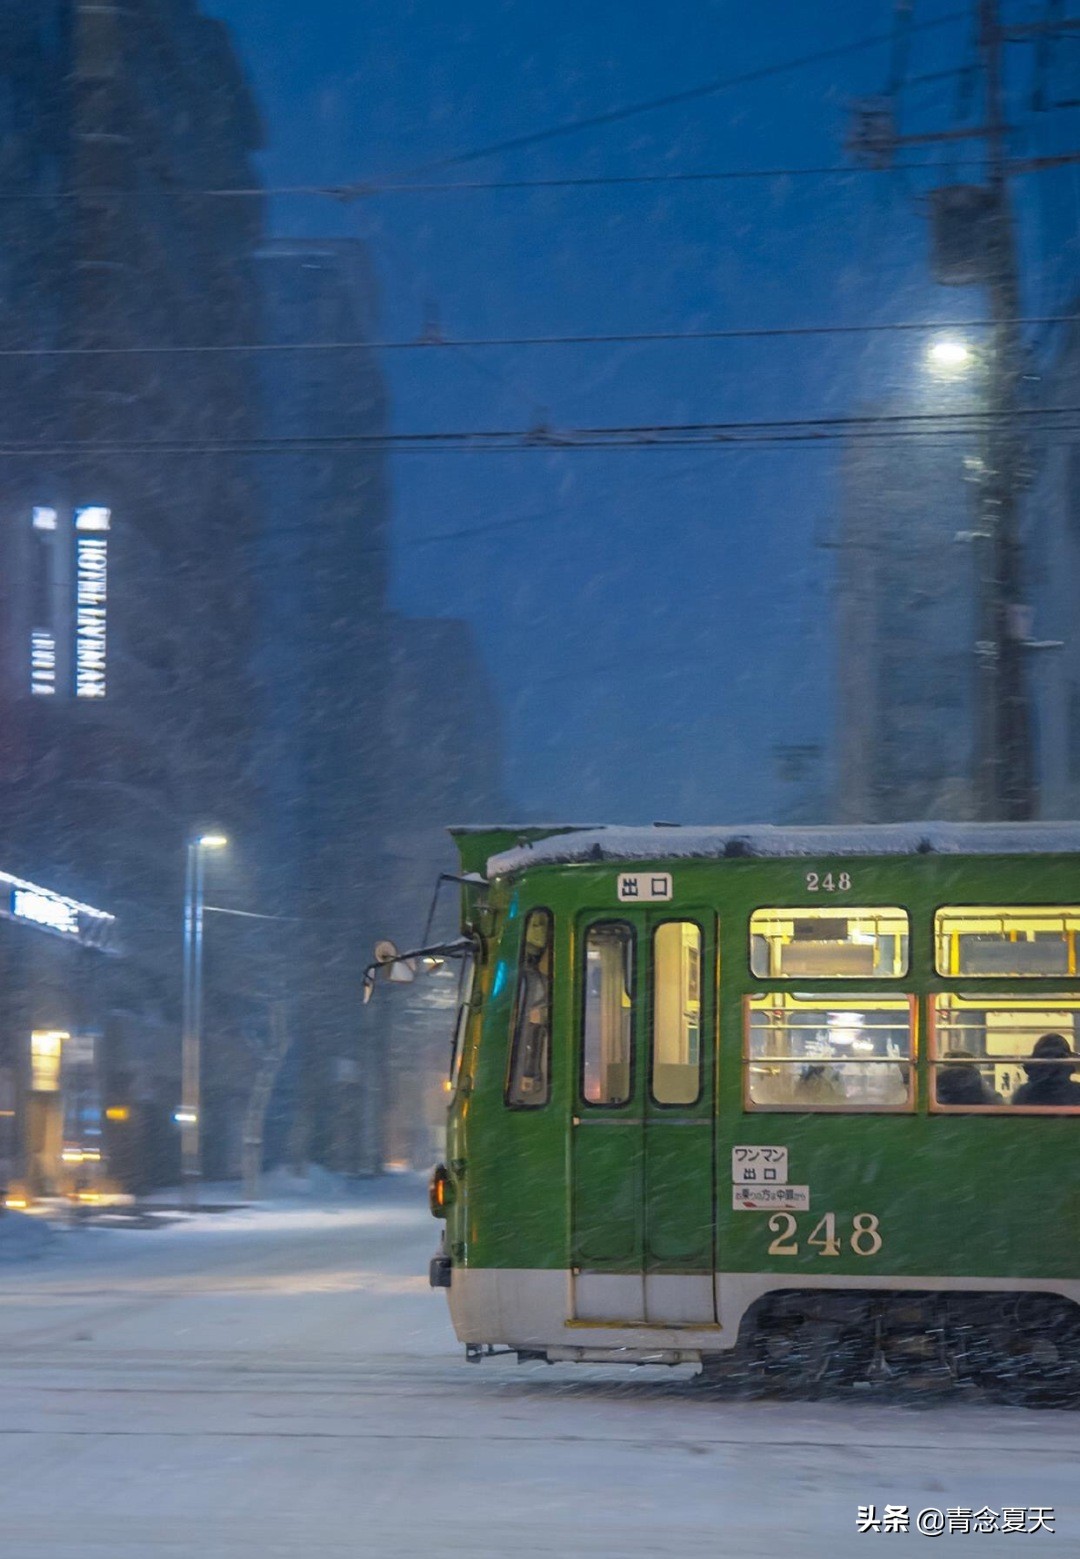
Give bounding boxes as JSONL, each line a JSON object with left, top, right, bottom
{"left": 582, "top": 921, "right": 635, "bottom": 1105}
{"left": 506, "top": 908, "right": 553, "bottom": 1107}
{"left": 448, "top": 951, "right": 476, "bottom": 1094}
{"left": 745, "top": 992, "right": 915, "bottom": 1111}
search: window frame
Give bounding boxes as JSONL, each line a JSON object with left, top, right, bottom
{"left": 742, "top": 991, "right": 918, "bottom": 1114}
{"left": 648, "top": 917, "right": 705, "bottom": 1109}
{"left": 448, "top": 944, "right": 479, "bottom": 1097}
{"left": 929, "top": 992, "right": 1080, "bottom": 1115}
{"left": 504, "top": 906, "right": 554, "bottom": 1111}
{"left": 579, "top": 917, "right": 637, "bottom": 1110}
{"left": 933, "top": 903, "right": 1080, "bottom": 980}
{"left": 747, "top": 904, "right": 911, "bottom": 982}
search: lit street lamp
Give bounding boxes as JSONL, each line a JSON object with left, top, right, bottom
{"left": 926, "top": 335, "right": 974, "bottom": 374}
{"left": 180, "top": 833, "right": 227, "bottom": 1205}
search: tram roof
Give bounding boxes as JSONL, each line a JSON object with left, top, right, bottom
{"left": 480, "top": 822, "right": 1080, "bottom": 877}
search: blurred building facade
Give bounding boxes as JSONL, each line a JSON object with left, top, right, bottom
{"left": 249, "top": 248, "right": 508, "bottom": 1176}
{"left": 376, "top": 615, "right": 507, "bottom": 1170}
{"left": 251, "top": 238, "right": 391, "bottom": 1174}
{"left": 0, "top": 0, "right": 265, "bottom": 1192}
{"left": 833, "top": 404, "right": 979, "bottom": 823}
{"left": 1, "top": 5, "right": 511, "bottom": 1193}
{"left": 834, "top": 320, "right": 1080, "bottom": 826}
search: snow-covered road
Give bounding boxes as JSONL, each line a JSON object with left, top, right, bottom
{"left": 1, "top": 1180, "right": 1078, "bottom": 1558}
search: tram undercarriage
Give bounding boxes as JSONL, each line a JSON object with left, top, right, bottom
{"left": 699, "top": 1289, "right": 1080, "bottom": 1405}
{"left": 446, "top": 1263, "right": 1080, "bottom": 1404}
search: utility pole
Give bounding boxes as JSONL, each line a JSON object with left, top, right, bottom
{"left": 968, "top": 0, "right": 1030, "bottom": 819}
{"left": 975, "top": 0, "right": 1032, "bottom": 820}
{"left": 848, "top": 0, "right": 1080, "bottom": 820}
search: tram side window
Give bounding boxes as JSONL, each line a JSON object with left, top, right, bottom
{"left": 932, "top": 994, "right": 1080, "bottom": 1109}
{"left": 506, "top": 909, "right": 553, "bottom": 1108}
{"left": 582, "top": 921, "right": 635, "bottom": 1106}
{"left": 745, "top": 992, "right": 914, "bottom": 1111}
{"left": 935, "top": 906, "right": 1080, "bottom": 977}
{"left": 749, "top": 906, "right": 909, "bottom": 979}
{"left": 651, "top": 921, "right": 702, "bottom": 1105}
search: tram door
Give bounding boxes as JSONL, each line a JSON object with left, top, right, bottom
{"left": 571, "top": 912, "right": 716, "bottom": 1325}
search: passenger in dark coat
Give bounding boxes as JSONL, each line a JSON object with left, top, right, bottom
{"left": 936, "top": 1048, "right": 1002, "bottom": 1105}
{"left": 1010, "top": 1033, "right": 1080, "bottom": 1107}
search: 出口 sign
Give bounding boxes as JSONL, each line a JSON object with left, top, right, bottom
{"left": 617, "top": 872, "right": 672, "bottom": 903}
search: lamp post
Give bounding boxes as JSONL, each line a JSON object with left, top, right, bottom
{"left": 180, "top": 833, "right": 227, "bottom": 1205}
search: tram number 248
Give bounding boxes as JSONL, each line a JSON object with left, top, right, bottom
{"left": 767, "top": 1212, "right": 883, "bottom": 1258}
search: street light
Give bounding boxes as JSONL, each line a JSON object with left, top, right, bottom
{"left": 927, "top": 336, "right": 974, "bottom": 373}
{"left": 180, "top": 832, "right": 227, "bottom": 1205}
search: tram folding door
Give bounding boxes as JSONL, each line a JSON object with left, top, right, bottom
{"left": 571, "top": 909, "right": 717, "bottom": 1324}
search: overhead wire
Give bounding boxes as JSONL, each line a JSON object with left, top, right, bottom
{"left": 2, "top": 405, "right": 1079, "bottom": 457}
{"left": 0, "top": 313, "right": 1074, "bottom": 358}
{"left": 0, "top": 160, "right": 988, "bottom": 204}
{"left": 377, "top": 6, "right": 971, "bottom": 178}
{"left": 0, "top": 12, "right": 972, "bottom": 207}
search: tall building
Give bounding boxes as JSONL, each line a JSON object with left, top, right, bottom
{"left": 0, "top": 1, "right": 265, "bottom": 1189}
{"left": 251, "top": 238, "right": 391, "bottom": 1171}
{"left": 834, "top": 325, "right": 1080, "bottom": 828}
{"left": 833, "top": 401, "right": 980, "bottom": 823}
{"left": 375, "top": 614, "right": 507, "bottom": 1170}
{"left": 250, "top": 244, "right": 510, "bottom": 1174}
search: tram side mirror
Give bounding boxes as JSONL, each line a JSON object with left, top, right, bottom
{"left": 364, "top": 939, "right": 416, "bottom": 1004}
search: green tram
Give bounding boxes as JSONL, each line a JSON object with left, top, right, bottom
{"left": 372, "top": 822, "right": 1080, "bottom": 1393}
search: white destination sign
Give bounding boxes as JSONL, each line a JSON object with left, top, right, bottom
{"left": 733, "top": 1184, "right": 810, "bottom": 1212}
{"left": 731, "top": 1145, "right": 789, "bottom": 1184}
{"left": 617, "top": 872, "right": 672, "bottom": 903}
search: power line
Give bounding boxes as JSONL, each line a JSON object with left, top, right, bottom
{"left": 2, "top": 405, "right": 1078, "bottom": 457}
{"left": 384, "top": 7, "right": 971, "bottom": 177}
{"left": 1, "top": 313, "right": 1074, "bottom": 359}
{"left": 255, "top": 452, "right": 724, "bottom": 552}
{"left": 0, "top": 14, "right": 973, "bottom": 208}
{"left": 0, "top": 160, "right": 987, "bottom": 205}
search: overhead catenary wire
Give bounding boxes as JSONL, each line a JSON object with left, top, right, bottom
{"left": 0, "top": 313, "right": 1075, "bottom": 358}
{"left": 0, "top": 160, "right": 989, "bottom": 204}
{"left": 0, "top": 11, "right": 974, "bottom": 207}
{"left": 375, "top": 5, "right": 971, "bottom": 178}
{"left": 2, "top": 404, "right": 1079, "bottom": 457}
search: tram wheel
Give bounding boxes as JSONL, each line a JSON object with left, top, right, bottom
{"left": 979, "top": 1300, "right": 1080, "bottom": 1408}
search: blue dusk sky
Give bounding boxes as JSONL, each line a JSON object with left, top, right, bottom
{"left": 203, "top": 0, "right": 1079, "bottom": 823}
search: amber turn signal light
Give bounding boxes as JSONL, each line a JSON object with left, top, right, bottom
{"left": 429, "top": 1163, "right": 453, "bottom": 1218}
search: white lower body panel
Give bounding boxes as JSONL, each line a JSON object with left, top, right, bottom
{"left": 570, "top": 1271, "right": 715, "bottom": 1325}
{"left": 446, "top": 1266, "right": 1080, "bottom": 1358}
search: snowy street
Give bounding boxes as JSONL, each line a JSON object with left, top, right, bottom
{"left": 2, "top": 1180, "right": 1079, "bottom": 1559}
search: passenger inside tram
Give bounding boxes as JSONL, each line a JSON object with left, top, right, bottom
{"left": 1010, "top": 1033, "right": 1080, "bottom": 1107}
{"left": 935, "top": 1048, "right": 1003, "bottom": 1106}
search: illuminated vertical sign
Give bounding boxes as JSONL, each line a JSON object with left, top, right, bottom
{"left": 29, "top": 507, "right": 62, "bottom": 697}
{"left": 74, "top": 507, "right": 110, "bottom": 699}
{"left": 30, "top": 630, "right": 57, "bottom": 696}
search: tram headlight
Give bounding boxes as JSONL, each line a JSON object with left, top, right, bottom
{"left": 429, "top": 1163, "right": 454, "bottom": 1218}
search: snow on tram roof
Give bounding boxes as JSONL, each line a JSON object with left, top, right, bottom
{"left": 486, "top": 822, "right": 1080, "bottom": 877}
